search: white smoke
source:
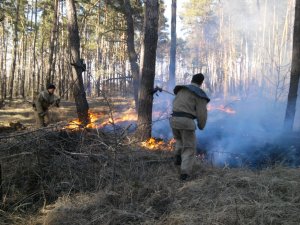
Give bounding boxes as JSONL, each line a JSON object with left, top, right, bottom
{"left": 153, "top": 0, "right": 299, "bottom": 167}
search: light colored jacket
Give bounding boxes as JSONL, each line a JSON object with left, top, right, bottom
{"left": 34, "top": 91, "right": 59, "bottom": 113}
{"left": 170, "top": 83, "right": 208, "bottom": 130}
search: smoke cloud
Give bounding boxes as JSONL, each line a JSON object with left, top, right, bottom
{"left": 152, "top": 91, "right": 299, "bottom": 168}
{"left": 152, "top": 0, "right": 299, "bottom": 168}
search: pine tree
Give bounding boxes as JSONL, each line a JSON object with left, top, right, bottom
{"left": 137, "top": 0, "right": 160, "bottom": 140}
{"left": 66, "top": 0, "right": 90, "bottom": 125}
{"left": 284, "top": 0, "right": 300, "bottom": 131}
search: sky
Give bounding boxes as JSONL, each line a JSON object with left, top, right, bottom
{"left": 164, "top": 0, "right": 186, "bottom": 38}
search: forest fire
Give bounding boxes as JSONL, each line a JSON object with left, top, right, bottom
{"left": 65, "top": 111, "right": 103, "bottom": 130}
{"left": 141, "top": 137, "right": 175, "bottom": 151}
{"left": 65, "top": 110, "right": 175, "bottom": 151}
{"left": 65, "top": 102, "right": 236, "bottom": 131}
{"left": 100, "top": 111, "right": 137, "bottom": 127}
{"left": 65, "top": 109, "right": 138, "bottom": 130}
{"left": 208, "top": 104, "right": 236, "bottom": 114}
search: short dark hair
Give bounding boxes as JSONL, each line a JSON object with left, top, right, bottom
{"left": 191, "top": 73, "right": 204, "bottom": 85}
{"left": 47, "top": 84, "right": 56, "bottom": 90}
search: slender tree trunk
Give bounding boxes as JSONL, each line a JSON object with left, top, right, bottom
{"left": 137, "top": 0, "right": 159, "bottom": 140}
{"left": 31, "top": 0, "right": 38, "bottom": 99}
{"left": 66, "top": 0, "right": 90, "bottom": 125}
{"left": 60, "top": 0, "right": 66, "bottom": 98}
{"left": 3, "top": 24, "right": 7, "bottom": 99}
{"left": 123, "top": 0, "right": 140, "bottom": 109}
{"left": 45, "top": 0, "right": 59, "bottom": 86}
{"left": 168, "top": 0, "right": 177, "bottom": 90}
{"left": 20, "top": 31, "right": 27, "bottom": 98}
{"left": 39, "top": 35, "right": 45, "bottom": 92}
{"left": 8, "top": 0, "right": 20, "bottom": 99}
{"left": 0, "top": 23, "right": 5, "bottom": 100}
{"left": 139, "top": 34, "right": 145, "bottom": 79}
{"left": 284, "top": 0, "right": 300, "bottom": 131}
{"left": 15, "top": 36, "right": 22, "bottom": 97}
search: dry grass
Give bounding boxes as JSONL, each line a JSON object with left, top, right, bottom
{"left": 0, "top": 127, "right": 299, "bottom": 225}
{"left": 0, "top": 97, "right": 129, "bottom": 129}
{"left": 40, "top": 166, "right": 300, "bottom": 225}
{"left": 0, "top": 98, "right": 299, "bottom": 225}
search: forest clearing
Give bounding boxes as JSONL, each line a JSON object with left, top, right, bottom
{"left": 1, "top": 0, "right": 300, "bottom": 224}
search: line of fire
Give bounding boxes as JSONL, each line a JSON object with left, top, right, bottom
{"left": 0, "top": 0, "right": 300, "bottom": 224}
{"left": 61, "top": 89, "right": 299, "bottom": 168}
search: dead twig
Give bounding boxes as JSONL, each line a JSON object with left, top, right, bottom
{"left": 56, "top": 148, "right": 109, "bottom": 161}
{"left": 0, "top": 152, "right": 33, "bottom": 160}
{"left": 0, "top": 122, "right": 67, "bottom": 140}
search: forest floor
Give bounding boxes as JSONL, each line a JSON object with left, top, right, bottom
{"left": 0, "top": 97, "right": 134, "bottom": 131}
{"left": 0, "top": 98, "right": 300, "bottom": 225}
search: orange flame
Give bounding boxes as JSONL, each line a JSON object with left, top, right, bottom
{"left": 99, "top": 109, "right": 137, "bottom": 128}
{"left": 65, "top": 102, "right": 235, "bottom": 131}
{"left": 65, "top": 109, "right": 138, "bottom": 130}
{"left": 207, "top": 104, "right": 236, "bottom": 114}
{"left": 141, "top": 137, "right": 175, "bottom": 151}
{"left": 65, "top": 111, "right": 103, "bottom": 130}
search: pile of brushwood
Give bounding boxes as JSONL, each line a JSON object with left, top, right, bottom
{"left": 0, "top": 125, "right": 300, "bottom": 225}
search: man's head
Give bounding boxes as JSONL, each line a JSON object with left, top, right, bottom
{"left": 191, "top": 73, "right": 204, "bottom": 86}
{"left": 47, "top": 84, "right": 56, "bottom": 95}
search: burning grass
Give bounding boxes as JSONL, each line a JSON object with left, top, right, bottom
{"left": 141, "top": 137, "right": 175, "bottom": 151}
{"left": 207, "top": 103, "right": 236, "bottom": 114}
{"left": 64, "top": 108, "right": 138, "bottom": 130}
{"left": 64, "top": 110, "right": 104, "bottom": 130}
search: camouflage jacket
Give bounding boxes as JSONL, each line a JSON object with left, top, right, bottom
{"left": 34, "top": 91, "right": 59, "bottom": 113}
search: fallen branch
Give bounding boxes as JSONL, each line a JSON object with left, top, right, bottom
{"left": 0, "top": 122, "right": 67, "bottom": 140}
{"left": 55, "top": 148, "right": 109, "bottom": 161}
{"left": 0, "top": 152, "right": 34, "bottom": 160}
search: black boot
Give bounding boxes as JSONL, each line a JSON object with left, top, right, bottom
{"left": 180, "top": 174, "right": 190, "bottom": 181}
{"left": 174, "top": 155, "right": 182, "bottom": 166}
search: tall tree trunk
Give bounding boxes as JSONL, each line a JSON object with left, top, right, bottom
{"left": 0, "top": 23, "right": 5, "bottom": 100}
{"left": 137, "top": 0, "right": 159, "bottom": 140}
{"left": 3, "top": 24, "right": 7, "bottom": 99}
{"left": 60, "top": 0, "right": 66, "bottom": 98}
{"left": 139, "top": 34, "right": 145, "bottom": 79}
{"left": 39, "top": 35, "right": 45, "bottom": 92}
{"left": 8, "top": 0, "right": 20, "bottom": 99}
{"left": 45, "top": 0, "right": 59, "bottom": 86}
{"left": 284, "top": 0, "right": 300, "bottom": 131}
{"left": 168, "top": 0, "right": 176, "bottom": 90}
{"left": 95, "top": 1, "right": 102, "bottom": 97}
{"left": 66, "top": 0, "right": 90, "bottom": 125}
{"left": 123, "top": 0, "right": 140, "bottom": 109}
{"left": 20, "top": 31, "right": 27, "bottom": 98}
{"left": 31, "top": 0, "right": 38, "bottom": 99}
{"left": 15, "top": 37, "right": 22, "bottom": 97}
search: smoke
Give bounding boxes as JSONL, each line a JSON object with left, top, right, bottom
{"left": 198, "top": 97, "right": 285, "bottom": 166}
{"left": 152, "top": 0, "right": 299, "bottom": 168}
{"left": 152, "top": 92, "right": 174, "bottom": 139}
{"left": 151, "top": 90, "right": 300, "bottom": 168}
{"left": 221, "top": 0, "right": 291, "bottom": 38}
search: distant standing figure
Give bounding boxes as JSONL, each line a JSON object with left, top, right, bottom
{"left": 170, "top": 73, "right": 210, "bottom": 180}
{"left": 34, "top": 84, "right": 60, "bottom": 128}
